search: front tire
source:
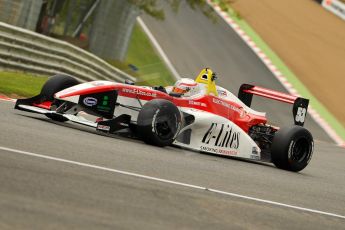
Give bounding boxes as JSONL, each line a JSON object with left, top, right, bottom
{"left": 41, "top": 74, "right": 79, "bottom": 101}
{"left": 41, "top": 74, "right": 79, "bottom": 121}
{"left": 137, "top": 99, "right": 182, "bottom": 147}
{"left": 271, "top": 126, "right": 313, "bottom": 172}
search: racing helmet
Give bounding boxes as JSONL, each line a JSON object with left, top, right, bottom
{"left": 172, "top": 78, "right": 200, "bottom": 97}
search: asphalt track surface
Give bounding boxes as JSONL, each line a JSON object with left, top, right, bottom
{"left": 1, "top": 2, "right": 345, "bottom": 230}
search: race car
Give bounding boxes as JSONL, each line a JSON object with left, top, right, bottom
{"left": 15, "top": 68, "right": 313, "bottom": 172}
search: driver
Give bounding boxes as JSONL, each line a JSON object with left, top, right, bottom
{"left": 171, "top": 78, "right": 201, "bottom": 97}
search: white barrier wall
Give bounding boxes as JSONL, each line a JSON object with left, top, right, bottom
{"left": 0, "top": 22, "right": 136, "bottom": 82}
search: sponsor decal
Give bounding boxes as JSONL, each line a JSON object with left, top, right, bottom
{"left": 97, "top": 95, "right": 111, "bottom": 112}
{"left": 212, "top": 98, "right": 241, "bottom": 113}
{"left": 308, "top": 141, "right": 314, "bottom": 164}
{"left": 188, "top": 100, "right": 207, "bottom": 107}
{"left": 250, "top": 155, "right": 260, "bottom": 160}
{"left": 119, "top": 122, "right": 129, "bottom": 127}
{"left": 152, "top": 109, "right": 160, "bottom": 132}
{"left": 83, "top": 97, "right": 98, "bottom": 106}
{"left": 122, "top": 88, "right": 157, "bottom": 97}
{"left": 97, "top": 125, "right": 110, "bottom": 131}
{"left": 57, "top": 87, "right": 76, "bottom": 96}
{"left": 78, "top": 91, "right": 117, "bottom": 119}
{"left": 91, "top": 82, "right": 105, "bottom": 86}
{"left": 288, "top": 140, "right": 295, "bottom": 161}
{"left": 239, "top": 108, "right": 246, "bottom": 118}
{"left": 202, "top": 123, "right": 240, "bottom": 149}
{"left": 252, "top": 147, "right": 259, "bottom": 155}
{"left": 217, "top": 89, "right": 227, "bottom": 97}
{"left": 200, "top": 146, "right": 238, "bottom": 156}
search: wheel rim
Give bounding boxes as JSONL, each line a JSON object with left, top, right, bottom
{"left": 156, "top": 121, "right": 172, "bottom": 139}
{"left": 290, "top": 138, "right": 310, "bottom": 163}
{"left": 154, "top": 113, "right": 178, "bottom": 141}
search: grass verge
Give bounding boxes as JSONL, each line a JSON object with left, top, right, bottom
{"left": 0, "top": 71, "right": 47, "bottom": 98}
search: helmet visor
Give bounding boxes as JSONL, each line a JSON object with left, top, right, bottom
{"left": 172, "top": 87, "right": 186, "bottom": 94}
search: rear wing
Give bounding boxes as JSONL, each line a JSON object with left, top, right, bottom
{"left": 238, "top": 84, "right": 309, "bottom": 126}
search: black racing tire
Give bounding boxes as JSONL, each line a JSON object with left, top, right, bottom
{"left": 271, "top": 126, "right": 314, "bottom": 172}
{"left": 41, "top": 74, "right": 79, "bottom": 101}
{"left": 41, "top": 74, "right": 79, "bottom": 122}
{"left": 137, "top": 99, "right": 182, "bottom": 147}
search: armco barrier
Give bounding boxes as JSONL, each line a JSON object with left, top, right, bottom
{"left": 0, "top": 22, "right": 136, "bottom": 82}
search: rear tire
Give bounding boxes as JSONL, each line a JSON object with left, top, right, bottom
{"left": 137, "top": 99, "right": 182, "bottom": 147}
{"left": 271, "top": 126, "right": 313, "bottom": 172}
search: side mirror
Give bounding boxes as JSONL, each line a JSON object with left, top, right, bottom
{"left": 125, "top": 79, "right": 135, "bottom": 85}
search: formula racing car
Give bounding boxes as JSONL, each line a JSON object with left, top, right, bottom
{"left": 15, "top": 68, "right": 314, "bottom": 172}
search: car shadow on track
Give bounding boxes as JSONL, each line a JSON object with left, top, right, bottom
{"left": 200, "top": 150, "right": 274, "bottom": 168}
{"left": 15, "top": 113, "right": 310, "bottom": 174}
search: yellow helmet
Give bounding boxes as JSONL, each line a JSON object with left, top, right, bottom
{"left": 195, "top": 68, "right": 218, "bottom": 96}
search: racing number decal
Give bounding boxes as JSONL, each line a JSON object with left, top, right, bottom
{"left": 295, "top": 107, "right": 307, "bottom": 123}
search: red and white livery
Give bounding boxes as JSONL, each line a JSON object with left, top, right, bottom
{"left": 15, "top": 68, "right": 314, "bottom": 172}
